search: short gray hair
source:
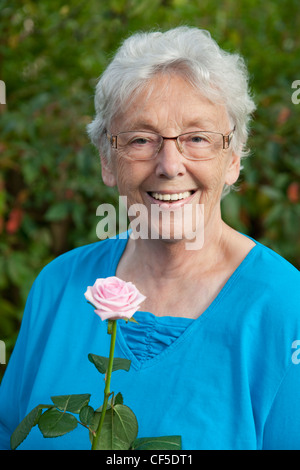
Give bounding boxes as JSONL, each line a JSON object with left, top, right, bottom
{"left": 87, "top": 26, "right": 256, "bottom": 169}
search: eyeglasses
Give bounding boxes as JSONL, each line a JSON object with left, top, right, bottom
{"left": 106, "top": 127, "right": 235, "bottom": 161}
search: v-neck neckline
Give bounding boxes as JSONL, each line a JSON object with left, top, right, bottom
{"left": 108, "top": 232, "right": 259, "bottom": 370}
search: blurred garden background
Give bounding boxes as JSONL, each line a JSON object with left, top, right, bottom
{"left": 0, "top": 0, "right": 299, "bottom": 381}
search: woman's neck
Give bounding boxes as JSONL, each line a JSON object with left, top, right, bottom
{"left": 118, "top": 218, "right": 228, "bottom": 284}
{"left": 116, "top": 220, "right": 256, "bottom": 318}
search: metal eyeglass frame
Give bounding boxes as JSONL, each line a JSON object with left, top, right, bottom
{"left": 105, "top": 126, "right": 236, "bottom": 160}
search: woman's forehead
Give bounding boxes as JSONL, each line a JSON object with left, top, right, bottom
{"left": 112, "top": 74, "right": 229, "bottom": 132}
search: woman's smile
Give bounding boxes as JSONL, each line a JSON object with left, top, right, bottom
{"left": 145, "top": 189, "right": 199, "bottom": 210}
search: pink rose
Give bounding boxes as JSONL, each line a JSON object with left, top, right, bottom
{"left": 84, "top": 276, "right": 146, "bottom": 321}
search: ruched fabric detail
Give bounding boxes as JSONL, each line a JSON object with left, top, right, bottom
{"left": 119, "top": 311, "right": 193, "bottom": 364}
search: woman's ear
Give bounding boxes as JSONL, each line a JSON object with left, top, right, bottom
{"left": 224, "top": 151, "right": 241, "bottom": 186}
{"left": 100, "top": 155, "right": 117, "bottom": 187}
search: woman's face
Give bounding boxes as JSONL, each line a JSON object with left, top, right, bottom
{"left": 101, "top": 74, "right": 240, "bottom": 243}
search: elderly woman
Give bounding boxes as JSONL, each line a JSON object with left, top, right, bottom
{"left": 0, "top": 27, "right": 299, "bottom": 450}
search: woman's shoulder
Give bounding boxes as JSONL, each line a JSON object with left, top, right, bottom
{"left": 239, "top": 238, "right": 300, "bottom": 317}
{"left": 35, "top": 232, "right": 129, "bottom": 285}
{"left": 248, "top": 239, "right": 299, "bottom": 283}
{"left": 229, "top": 229, "right": 299, "bottom": 293}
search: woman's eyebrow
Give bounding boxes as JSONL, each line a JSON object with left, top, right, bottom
{"left": 121, "top": 121, "right": 159, "bottom": 132}
{"left": 182, "top": 118, "right": 217, "bottom": 129}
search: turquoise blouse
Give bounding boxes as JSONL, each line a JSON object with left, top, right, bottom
{"left": 0, "top": 232, "right": 299, "bottom": 450}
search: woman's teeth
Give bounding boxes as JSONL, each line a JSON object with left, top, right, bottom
{"left": 150, "top": 191, "right": 193, "bottom": 201}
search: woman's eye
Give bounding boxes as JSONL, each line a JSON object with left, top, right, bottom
{"left": 191, "top": 134, "right": 209, "bottom": 143}
{"left": 191, "top": 136, "right": 204, "bottom": 143}
{"left": 186, "top": 134, "right": 211, "bottom": 146}
{"left": 131, "top": 138, "right": 149, "bottom": 145}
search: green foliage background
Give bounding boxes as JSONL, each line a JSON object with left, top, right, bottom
{"left": 0, "top": 0, "right": 299, "bottom": 381}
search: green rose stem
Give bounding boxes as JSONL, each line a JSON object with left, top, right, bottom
{"left": 91, "top": 319, "right": 117, "bottom": 450}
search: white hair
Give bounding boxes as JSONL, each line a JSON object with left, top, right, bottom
{"left": 87, "top": 26, "right": 256, "bottom": 184}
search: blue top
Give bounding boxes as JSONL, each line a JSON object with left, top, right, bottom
{"left": 0, "top": 233, "right": 300, "bottom": 450}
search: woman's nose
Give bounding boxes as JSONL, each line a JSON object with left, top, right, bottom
{"left": 155, "top": 139, "right": 187, "bottom": 179}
